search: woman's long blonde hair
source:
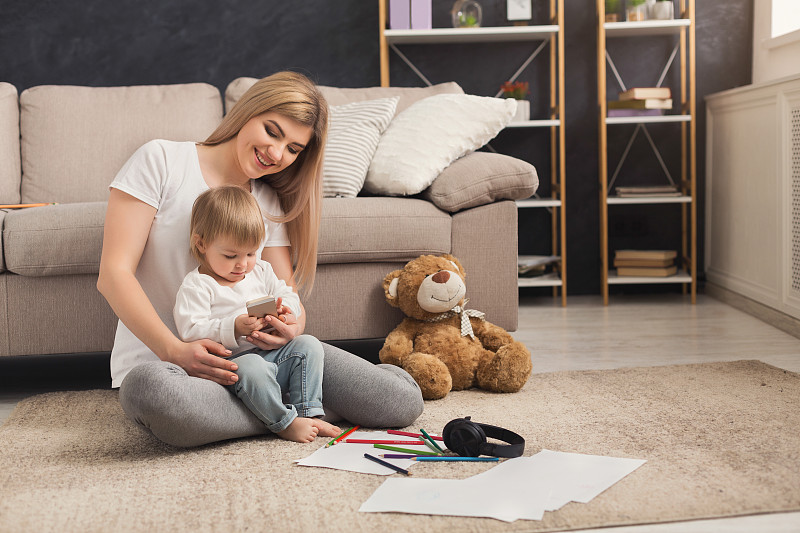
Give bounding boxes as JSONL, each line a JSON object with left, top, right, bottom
{"left": 201, "top": 71, "right": 328, "bottom": 294}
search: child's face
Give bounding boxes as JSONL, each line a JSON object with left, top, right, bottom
{"left": 198, "top": 236, "right": 258, "bottom": 285}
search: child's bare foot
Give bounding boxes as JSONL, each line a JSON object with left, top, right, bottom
{"left": 311, "top": 419, "right": 342, "bottom": 438}
{"left": 277, "top": 417, "right": 319, "bottom": 443}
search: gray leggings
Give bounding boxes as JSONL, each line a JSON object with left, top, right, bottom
{"left": 118, "top": 342, "right": 424, "bottom": 447}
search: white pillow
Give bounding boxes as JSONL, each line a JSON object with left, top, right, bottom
{"left": 323, "top": 97, "right": 398, "bottom": 198}
{"left": 363, "top": 94, "right": 517, "bottom": 196}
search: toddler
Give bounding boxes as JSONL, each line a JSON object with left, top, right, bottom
{"left": 174, "top": 186, "right": 339, "bottom": 442}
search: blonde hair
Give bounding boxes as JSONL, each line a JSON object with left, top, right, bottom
{"left": 189, "top": 186, "right": 266, "bottom": 267}
{"left": 201, "top": 71, "right": 328, "bottom": 294}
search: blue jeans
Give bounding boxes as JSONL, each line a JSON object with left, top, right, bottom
{"left": 226, "top": 334, "right": 325, "bottom": 434}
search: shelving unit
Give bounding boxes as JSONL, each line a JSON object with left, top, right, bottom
{"left": 596, "top": 0, "right": 696, "bottom": 305}
{"left": 378, "top": 0, "right": 567, "bottom": 305}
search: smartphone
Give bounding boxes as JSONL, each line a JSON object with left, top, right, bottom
{"left": 246, "top": 295, "right": 278, "bottom": 318}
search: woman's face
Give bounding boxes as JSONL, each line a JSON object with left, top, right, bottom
{"left": 235, "top": 111, "right": 313, "bottom": 180}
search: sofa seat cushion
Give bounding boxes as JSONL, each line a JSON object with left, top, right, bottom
{"left": 0, "top": 210, "right": 6, "bottom": 272}
{"left": 3, "top": 202, "right": 106, "bottom": 277}
{"left": 0, "top": 82, "right": 20, "bottom": 205}
{"left": 317, "top": 197, "right": 451, "bottom": 265}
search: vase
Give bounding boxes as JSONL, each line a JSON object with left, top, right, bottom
{"left": 626, "top": 4, "right": 646, "bottom": 21}
{"left": 653, "top": 1, "right": 674, "bottom": 20}
{"left": 451, "top": 0, "right": 482, "bottom": 28}
{"left": 509, "top": 99, "right": 530, "bottom": 123}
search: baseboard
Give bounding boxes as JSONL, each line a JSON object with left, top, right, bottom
{"left": 704, "top": 282, "right": 800, "bottom": 340}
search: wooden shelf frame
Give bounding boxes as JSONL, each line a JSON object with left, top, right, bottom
{"left": 378, "top": 0, "right": 567, "bottom": 305}
{"left": 596, "top": 0, "right": 696, "bottom": 304}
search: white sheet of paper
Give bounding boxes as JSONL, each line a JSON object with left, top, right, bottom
{"left": 359, "top": 450, "right": 646, "bottom": 522}
{"left": 295, "top": 430, "right": 427, "bottom": 475}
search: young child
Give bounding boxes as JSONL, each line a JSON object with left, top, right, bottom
{"left": 173, "top": 186, "right": 340, "bottom": 443}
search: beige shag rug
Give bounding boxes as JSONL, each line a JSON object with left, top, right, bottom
{"left": 1, "top": 360, "right": 798, "bottom": 533}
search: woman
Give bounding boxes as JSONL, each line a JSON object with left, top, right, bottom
{"left": 97, "top": 71, "right": 423, "bottom": 447}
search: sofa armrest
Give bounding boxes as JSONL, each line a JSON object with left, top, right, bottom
{"left": 421, "top": 152, "right": 538, "bottom": 213}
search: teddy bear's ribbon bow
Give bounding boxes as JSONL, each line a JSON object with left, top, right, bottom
{"left": 425, "top": 299, "right": 485, "bottom": 340}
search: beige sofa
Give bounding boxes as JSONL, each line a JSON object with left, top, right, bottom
{"left": 0, "top": 78, "right": 538, "bottom": 359}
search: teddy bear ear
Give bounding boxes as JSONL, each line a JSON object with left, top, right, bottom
{"left": 382, "top": 270, "right": 403, "bottom": 307}
{"left": 441, "top": 254, "right": 466, "bottom": 278}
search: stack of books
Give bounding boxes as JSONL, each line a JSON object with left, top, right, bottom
{"left": 518, "top": 255, "right": 560, "bottom": 278}
{"left": 614, "top": 185, "right": 681, "bottom": 198}
{"left": 614, "top": 249, "right": 677, "bottom": 277}
{"left": 607, "top": 87, "right": 672, "bottom": 117}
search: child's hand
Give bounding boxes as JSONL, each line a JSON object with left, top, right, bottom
{"left": 235, "top": 314, "right": 265, "bottom": 338}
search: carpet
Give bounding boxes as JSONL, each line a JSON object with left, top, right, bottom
{"left": 1, "top": 360, "right": 798, "bottom": 533}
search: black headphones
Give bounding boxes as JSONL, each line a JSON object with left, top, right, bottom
{"left": 442, "top": 416, "right": 525, "bottom": 458}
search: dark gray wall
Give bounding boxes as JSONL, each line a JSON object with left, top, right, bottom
{"left": 0, "top": 0, "right": 753, "bottom": 295}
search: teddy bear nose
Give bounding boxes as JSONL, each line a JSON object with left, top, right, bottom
{"left": 432, "top": 271, "right": 450, "bottom": 284}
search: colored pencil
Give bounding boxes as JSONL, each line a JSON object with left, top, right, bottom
{"left": 420, "top": 437, "right": 442, "bottom": 455}
{"left": 420, "top": 428, "right": 446, "bottom": 453}
{"left": 325, "top": 425, "right": 359, "bottom": 447}
{"left": 364, "top": 453, "right": 412, "bottom": 476}
{"left": 388, "top": 429, "right": 444, "bottom": 441}
{"left": 412, "top": 456, "right": 500, "bottom": 462}
{"left": 380, "top": 454, "right": 424, "bottom": 459}
{"left": 373, "top": 444, "right": 439, "bottom": 456}
{"left": 0, "top": 203, "right": 57, "bottom": 209}
{"left": 344, "top": 439, "right": 426, "bottom": 445}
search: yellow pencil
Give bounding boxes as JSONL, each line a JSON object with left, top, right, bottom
{"left": 0, "top": 203, "right": 57, "bottom": 209}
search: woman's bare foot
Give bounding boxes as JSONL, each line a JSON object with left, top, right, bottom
{"left": 311, "top": 419, "right": 342, "bottom": 438}
{"left": 277, "top": 417, "right": 319, "bottom": 443}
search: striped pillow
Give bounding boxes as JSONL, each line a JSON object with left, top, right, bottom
{"left": 323, "top": 97, "right": 398, "bottom": 198}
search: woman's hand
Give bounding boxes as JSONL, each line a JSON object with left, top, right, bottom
{"left": 168, "top": 339, "right": 239, "bottom": 386}
{"left": 246, "top": 306, "right": 299, "bottom": 350}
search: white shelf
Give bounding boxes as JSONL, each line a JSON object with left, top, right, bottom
{"left": 516, "top": 198, "right": 562, "bottom": 208}
{"left": 518, "top": 273, "right": 562, "bottom": 287}
{"left": 506, "top": 119, "right": 561, "bottom": 128}
{"left": 384, "top": 25, "right": 559, "bottom": 45}
{"left": 604, "top": 19, "right": 691, "bottom": 38}
{"left": 606, "top": 114, "right": 692, "bottom": 125}
{"left": 607, "top": 195, "right": 692, "bottom": 205}
{"left": 608, "top": 269, "right": 692, "bottom": 285}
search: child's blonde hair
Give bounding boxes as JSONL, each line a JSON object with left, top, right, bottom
{"left": 190, "top": 186, "right": 265, "bottom": 266}
{"left": 200, "top": 71, "right": 328, "bottom": 294}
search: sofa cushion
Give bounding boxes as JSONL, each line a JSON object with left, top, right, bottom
{"left": 317, "top": 197, "right": 451, "bottom": 264}
{"left": 3, "top": 202, "right": 106, "bottom": 277}
{"left": 0, "top": 209, "right": 6, "bottom": 273}
{"left": 0, "top": 82, "right": 20, "bottom": 205}
{"left": 20, "top": 83, "right": 223, "bottom": 204}
{"left": 364, "top": 94, "right": 516, "bottom": 196}
{"left": 224, "top": 77, "right": 463, "bottom": 116}
{"left": 323, "top": 98, "right": 398, "bottom": 198}
{"left": 422, "top": 151, "right": 539, "bottom": 213}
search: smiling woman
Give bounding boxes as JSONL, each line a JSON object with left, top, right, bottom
{"left": 96, "top": 71, "right": 424, "bottom": 447}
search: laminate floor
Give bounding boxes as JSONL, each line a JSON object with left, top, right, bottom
{"left": 2, "top": 293, "right": 799, "bottom": 532}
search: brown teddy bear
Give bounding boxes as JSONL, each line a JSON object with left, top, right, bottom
{"left": 379, "top": 254, "right": 532, "bottom": 400}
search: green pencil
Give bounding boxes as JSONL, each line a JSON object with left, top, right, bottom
{"left": 373, "top": 444, "right": 439, "bottom": 456}
{"left": 420, "top": 428, "right": 445, "bottom": 453}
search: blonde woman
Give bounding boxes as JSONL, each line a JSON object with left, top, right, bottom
{"left": 97, "top": 72, "right": 423, "bottom": 447}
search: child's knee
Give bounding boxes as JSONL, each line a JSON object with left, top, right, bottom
{"left": 232, "top": 352, "right": 277, "bottom": 382}
{"left": 293, "top": 335, "right": 324, "bottom": 367}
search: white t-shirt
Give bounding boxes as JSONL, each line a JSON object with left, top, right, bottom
{"left": 108, "top": 139, "right": 291, "bottom": 387}
{"left": 173, "top": 259, "right": 301, "bottom": 354}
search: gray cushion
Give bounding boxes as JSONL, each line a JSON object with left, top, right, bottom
{"left": 0, "top": 82, "right": 20, "bottom": 205}
{"left": 318, "top": 197, "right": 451, "bottom": 264}
{"left": 3, "top": 202, "right": 106, "bottom": 276}
{"left": 20, "top": 83, "right": 223, "bottom": 204}
{"left": 423, "top": 151, "right": 539, "bottom": 213}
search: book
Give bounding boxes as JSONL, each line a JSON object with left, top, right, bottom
{"left": 607, "top": 109, "right": 664, "bottom": 118}
{"left": 615, "top": 185, "right": 679, "bottom": 195}
{"left": 518, "top": 255, "right": 560, "bottom": 277}
{"left": 614, "top": 258, "right": 675, "bottom": 268}
{"left": 618, "top": 87, "right": 672, "bottom": 101}
{"left": 608, "top": 98, "right": 673, "bottom": 110}
{"left": 615, "top": 249, "right": 677, "bottom": 261}
{"left": 617, "top": 265, "right": 678, "bottom": 277}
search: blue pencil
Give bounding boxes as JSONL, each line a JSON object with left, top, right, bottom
{"left": 412, "top": 456, "right": 500, "bottom": 462}
{"left": 364, "top": 452, "right": 413, "bottom": 475}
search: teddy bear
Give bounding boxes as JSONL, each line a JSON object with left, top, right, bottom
{"left": 379, "top": 254, "right": 532, "bottom": 400}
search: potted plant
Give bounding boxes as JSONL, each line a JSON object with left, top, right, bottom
{"left": 626, "top": 0, "right": 647, "bottom": 21}
{"left": 605, "top": 0, "right": 621, "bottom": 22}
{"left": 451, "top": 0, "right": 482, "bottom": 28}
{"left": 501, "top": 81, "right": 530, "bottom": 122}
{"left": 653, "top": 0, "right": 674, "bottom": 20}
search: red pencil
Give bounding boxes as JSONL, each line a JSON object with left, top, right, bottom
{"left": 326, "top": 424, "right": 360, "bottom": 447}
{"left": 344, "top": 439, "right": 427, "bottom": 445}
{"left": 388, "top": 429, "right": 444, "bottom": 441}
